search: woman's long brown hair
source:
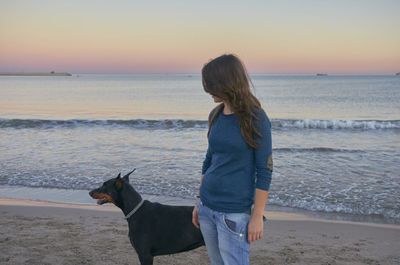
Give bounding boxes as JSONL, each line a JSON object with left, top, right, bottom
{"left": 202, "top": 54, "right": 262, "bottom": 149}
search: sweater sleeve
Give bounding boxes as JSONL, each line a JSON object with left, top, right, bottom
{"left": 201, "top": 108, "right": 217, "bottom": 174}
{"left": 253, "top": 109, "right": 273, "bottom": 191}
{"left": 202, "top": 146, "right": 212, "bottom": 174}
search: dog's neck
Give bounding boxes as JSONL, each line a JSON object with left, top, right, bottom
{"left": 118, "top": 184, "right": 143, "bottom": 218}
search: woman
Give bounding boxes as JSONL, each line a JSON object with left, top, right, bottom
{"left": 192, "top": 54, "right": 273, "bottom": 265}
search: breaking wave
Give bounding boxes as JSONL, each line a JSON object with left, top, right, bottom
{"left": 1, "top": 118, "right": 399, "bottom": 130}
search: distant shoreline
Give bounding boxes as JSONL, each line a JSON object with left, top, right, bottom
{"left": 0, "top": 72, "right": 72, "bottom": 76}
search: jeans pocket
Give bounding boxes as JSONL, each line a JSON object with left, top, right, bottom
{"left": 222, "top": 213, "right": 250, "bottom": 238}
{"left": 225, "top": 218, "right": 237, "bottom": 231}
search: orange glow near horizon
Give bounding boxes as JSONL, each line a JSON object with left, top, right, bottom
{"left": 1, "top": 1, "right": 399, "bottom": 74}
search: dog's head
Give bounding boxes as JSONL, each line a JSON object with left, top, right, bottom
{"left": 89, "top": 169, "right": 136, "bottom": 206}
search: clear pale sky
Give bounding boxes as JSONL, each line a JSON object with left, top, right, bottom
{"left": 1, "top": 0, "right": 399, "bottom": 74}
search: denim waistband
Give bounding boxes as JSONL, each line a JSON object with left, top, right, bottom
{"left": 199, "top": 199, "right": 252, "bottom": 215}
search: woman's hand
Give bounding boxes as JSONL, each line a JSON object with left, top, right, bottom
{"left": 248, "top": 188, "right": 268, "bottom": 243}
{"left": 247, "top": 214, "right": 263, "bottom": 243}
{"left": 192, "top": 204, "right": 200, "bottom": 229}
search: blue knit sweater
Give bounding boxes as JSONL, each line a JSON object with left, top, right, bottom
{"left": 200, "top": 107, "right": 272, "bottom": 213}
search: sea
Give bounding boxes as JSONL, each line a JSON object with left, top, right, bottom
{"left": 0, "top": 74, "right": 399, "bottom": 224}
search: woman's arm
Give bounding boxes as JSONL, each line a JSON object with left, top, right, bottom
{"left": 202, "top": 147, "right": 212, "bottom": 175}
{"left": 248, "top": 188, "right": 269, "bottom": 243}
{"left": 194, "top": 109, "right": 215, "bottom": 228}
{"left": 192, "top": 174, "right": 204, "bottom": 228}
{"left": 248, "top": 109, "right": 273, "bottom": 243}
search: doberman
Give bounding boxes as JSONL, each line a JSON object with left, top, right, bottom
{"left": 89, "top": 169, "right": 205, "bottom": 265}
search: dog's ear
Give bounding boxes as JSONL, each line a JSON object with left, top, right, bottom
{"left": 122, "top": 168, "right": 136, "bottom": 182}
{"left": 115, "top": 172, "right": 122, "bottom": 190}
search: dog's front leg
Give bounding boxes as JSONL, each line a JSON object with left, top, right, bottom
{"left": 138, "top": 254, "right": 153, "bottom": 265}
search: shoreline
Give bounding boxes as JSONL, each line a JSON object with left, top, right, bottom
{"left": 0, "top": 185, "right": 397, "bottom": 225}
{"left": 1, "top": 197, "right": 399, "bottom": 230}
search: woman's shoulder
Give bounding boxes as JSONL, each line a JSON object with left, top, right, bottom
{"left": 252, "top": 107, "right": 271, "bottom": 131}
{"left": 252, "top": 107, "right": 269, "bottom": 121}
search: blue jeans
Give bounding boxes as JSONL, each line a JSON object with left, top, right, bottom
{"left": 197, "top": 200, "right": 251, "bottom": 265}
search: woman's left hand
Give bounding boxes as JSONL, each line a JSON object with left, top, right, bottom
{"left": 247, "top": 214, "right": 264, "bottom": 244}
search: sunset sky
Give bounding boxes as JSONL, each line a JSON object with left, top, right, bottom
{"left": 1, "top": 0, "right": 399, "bottom": 74}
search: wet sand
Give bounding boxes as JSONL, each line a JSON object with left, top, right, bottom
{"left": 0, "top": 198, "right": 399, "bottom": 265}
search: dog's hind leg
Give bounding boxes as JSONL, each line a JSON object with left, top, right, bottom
{"left": 138, "top": 254, "right": 153, "bottom": 265}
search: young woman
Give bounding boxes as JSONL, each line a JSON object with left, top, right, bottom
{"left": 192, "top": 54, "right": 273, "bottom": 265}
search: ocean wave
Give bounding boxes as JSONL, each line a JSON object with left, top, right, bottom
{"left": 272, "top": 118, "right": 400, "bottom": 130}
{"left": 2, "top": 180, "right": 399, "bottom": 222}
{"left": 268, "top": 197, "right": 400, "bottom": 222}
{"left": 274, "top": 147, "right": 364, "bottom": 153}
{"left": 0, "top": 118, "right": 399, "bottom": 130}
{"left": 0, "top": 118, "right": 208, "bottom": 129}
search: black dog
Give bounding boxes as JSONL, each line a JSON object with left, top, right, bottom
{"left": 89, "top": 169, "right": 204, "bottom": 265}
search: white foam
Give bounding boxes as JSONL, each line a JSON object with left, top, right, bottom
{"left": 274, "top": 119, "right": 400, "bottom": 130}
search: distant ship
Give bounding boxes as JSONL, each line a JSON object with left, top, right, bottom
{"left": 396, "top": 72, "right": 400, "bottom": 76}
{"left": 316, "top": 73, "right": 328, "bottom": 76}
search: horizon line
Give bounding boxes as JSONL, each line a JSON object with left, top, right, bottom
{"left": 1, "top": 71, "right": 399, "bottom": 76}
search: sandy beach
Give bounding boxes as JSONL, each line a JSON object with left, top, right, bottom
{"left": 0, "top": 198, "right": 399, "bottom": 265}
